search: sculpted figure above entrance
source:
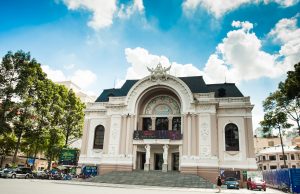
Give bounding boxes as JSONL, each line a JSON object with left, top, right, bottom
{"left": 147, "top": 63, "right": 171, "bottom": 81}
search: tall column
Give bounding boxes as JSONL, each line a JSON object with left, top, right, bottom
{"left": 133, "top": 145, "right": 137, "bottom": 170}
{"left": 187, "top": 114, "right": 192, "bottom": 155}
{"left": 144, "top": 144, "right": 151, "bottom": 171}
{"left": 168, "top": 116, "right": 173, "bottom": 131}
{"left": 151, "top": 117, "right": 156, "bottom": 131}
{"left": 125, "top": 115, "right": 131, "bottom": 155}
{"left": 163, "top": 144, "right": 169, "bottom": 172}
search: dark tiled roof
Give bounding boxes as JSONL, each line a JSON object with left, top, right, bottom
{"left": 207, "top": 83, "right": 244, "bottom": 97}
{"left": 95, "top": 80, "right": 138, "bottom": 102}
{"left": 95, "top": 76, "right": 243, "bottom": 102}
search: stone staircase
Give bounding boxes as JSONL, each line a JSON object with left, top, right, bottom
{"left": 88, "top": 171, "right": 214, "bottom": 188}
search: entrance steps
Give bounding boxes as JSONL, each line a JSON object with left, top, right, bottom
{"left": 89, "top": 170, "right": 214, "bottom": 188}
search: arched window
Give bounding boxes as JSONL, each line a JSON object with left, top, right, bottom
{"left": 225, "top": 123, "right": 239, "bottom": 151}
{"left": 94, "top": 125, "right": 105, "bottom": 149}
{"left": 143, "top": 117, "right": 152, "bottom": 131}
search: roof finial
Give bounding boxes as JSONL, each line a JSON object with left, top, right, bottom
{"left": 147, "top": 62, "right": 171, "bottom": 81}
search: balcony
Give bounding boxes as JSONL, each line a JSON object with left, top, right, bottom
{"left": 133, "top": 130, "right": 182, "bottom": 140}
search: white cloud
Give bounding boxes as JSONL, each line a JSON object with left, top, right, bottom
{"left": 62, "top": 0, "right": 144, "bottom": 30}
{"left": 42, "top": 65, "right": 67, "bottom": 82}
{"left": 183, "top": 0, "right": 299, "bottom": 18}
{"left": 42, "top": 65, "right": 97, "bottom": 91}
{"left": 119, "top": 17, "right": 299, "bottom": 85}
{"left": 203, "top": 20, "right": 283, "bottom": 83}
{"left": 118, "top": 0, "right": 144, "bottom": 19}
{"left": 268, "top": 15, "right": 300, "bottom": 70}
{"left": 264, "top": 0, "right": 300, "bottom": 7}
{"left": 183, "top": 0, "right": 251, "bottom": 18}
{"left": 232, "top": 20, "right": 253, "bottom": 32}
{"left": 115, "top": 47, "right": 203, "bottom": 87}
{"left": 70, "top": 69, "right": 97, "bottom": 88}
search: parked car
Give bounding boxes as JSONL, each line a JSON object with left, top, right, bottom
{"left": 247, "top": 177, "right": 267, "bottom": 191}
{"left": 224, "top": 177, "right": 239, "bottom": 189}
{"left": 11, "top": 167, "right": 33, "bottom": 179}
{"left": 0, "top": 168, "right": 15, "bottom": 178}
{"left": 33, "top": 170, "right": 49, "bottom": 179}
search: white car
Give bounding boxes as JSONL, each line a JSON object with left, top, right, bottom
{"left": 0, "top": 168, "right": 15, "bottom": 178}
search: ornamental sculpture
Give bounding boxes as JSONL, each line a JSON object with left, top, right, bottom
{"left": 147, "top": 63, "right": 171, "bottom": 81}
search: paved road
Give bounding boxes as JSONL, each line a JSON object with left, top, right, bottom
{"left": 0, "top": 179, "right": 284, "bottom": 194}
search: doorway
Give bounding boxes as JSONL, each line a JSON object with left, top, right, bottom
{"left": 172, "top": 153, "right": 179, "bottom": 171}
{"left": 140, "top": 153, "right": 145, "bottom": 170}
{"left": 154, "top": 153, "right": 163, "bottom": 170}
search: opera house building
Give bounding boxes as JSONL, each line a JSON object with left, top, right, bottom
{"left": 79, "top": 64, "right": 257, "bottom": 182}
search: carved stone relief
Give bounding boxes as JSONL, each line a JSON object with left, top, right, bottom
{"left": 199, "top": 146, "right": 211, "bottom": 158}
{"left": 144, "top": 95, "right": 180, "bottom": 115}
{"left": 224, "top": 152, "right": 241, "bottom": 161}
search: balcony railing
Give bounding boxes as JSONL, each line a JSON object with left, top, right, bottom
{"left": 133, "top": 130, "right": 182, "bottom": 140}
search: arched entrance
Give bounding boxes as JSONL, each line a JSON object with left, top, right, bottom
{"left": 133, "top": 87, "right": 182, "bottom": 172}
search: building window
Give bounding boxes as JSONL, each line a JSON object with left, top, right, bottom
{"left": 280, "top": 155, "right": 287, "bottom": 160}
{"left": 263, "top": 156, "right": 266, "bottom": 161}
{"left": 292, "top": 165, "right": 296, "bottom": 168}
{"left": 263, "top": 166, "right": 266, "bottom": 170}
{"left": 172, "top": 117, "right": 181, "bottom": 131}
{"left": 291, "top": 154, "right": 295, "bottom": 160}
{"left": 268, "top": 141, "right": 274, "bottom": 146}
{"left": 270, "top": 166, "right": 277, "bottom": 170}
{"left": 143, "top": 118, "right": 152, "bottom": 131}
{"left": 156, "top": 117, "right": 168, "bottom": 130}
{"left": 269, "top": 155, "right": 276, "bottom": 160}
{"left": 225, "top": 123, "right": 239, "bottom": 151}
{"left": 93, "top": 125, "right": 105, "bottom": 149}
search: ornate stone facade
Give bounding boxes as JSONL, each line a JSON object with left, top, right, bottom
{"left": 79, "top": 64, "right": 257, "bottom": 182}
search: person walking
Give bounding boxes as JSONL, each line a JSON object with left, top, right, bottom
{"left": 216, "top": 175, "right": 222, "bottom": 193}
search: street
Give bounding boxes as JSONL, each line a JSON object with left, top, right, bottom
{"left": 0, "top": 179, "right": 284, "bottom": 194}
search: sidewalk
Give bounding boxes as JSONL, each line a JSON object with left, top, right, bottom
{"left": 35, "top": 179, "right": 283, "bottom": 193}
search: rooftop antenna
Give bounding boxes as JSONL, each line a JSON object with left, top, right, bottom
{"left": 113, "top": 77, "right": 116, "bottom": 89}
{"left": 224, "top": 74, "right": 227, "bottom": 84}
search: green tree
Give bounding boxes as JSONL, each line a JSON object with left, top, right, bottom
{"left": 283, "top": 62, "right": 300, "bottom": 100}
{"left": 262, "top": 62, "right": 300, "bottom": 136}
{"left": 0, "top": 133, "right": 16, "bottom": 167}
{"left": 27, "top": 79, "right": 53, "bottom": 169}
{"left": 45, "top": 84, "right": 67, "bottom": 169}
{"left": 11, "top": 52, "right": 47, "bottom": 163}
{"left": 261, "top": 97, "right": 292, "bottom": 167}
{"left": 62, "top": 89, "right": 85, "bottom": 147}
{"left": 0, "top": 51, "right": 22, "bottom": 135}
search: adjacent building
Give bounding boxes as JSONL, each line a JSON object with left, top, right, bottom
{"left": 253, "top": 137, "right": 281, "bottom": 154}
{"left": 256, "top": 145, "right": 300, "bottom": 170}
{"left": 56, "top": 81, "right": 96, "bottom": 104}
{"left": 78, "top": 64, "right": 257, "bottom": 182}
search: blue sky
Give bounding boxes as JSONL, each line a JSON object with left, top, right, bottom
{"left": 0, "top": 0, "right": 299, "bottom": 129}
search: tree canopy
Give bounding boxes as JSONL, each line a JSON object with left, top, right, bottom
{"left": 261, "top": 62, "right": 300, "bottom": 136}
{"left": 0, "top": 50, "right": 85, "bottom": 168}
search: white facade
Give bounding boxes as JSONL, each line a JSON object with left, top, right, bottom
{"left": 79, "top": 65, "right": 257, "bottom": 182}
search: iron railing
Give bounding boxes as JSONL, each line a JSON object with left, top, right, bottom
{"left": 133, "top": 130, "right": 182, "bottom": 140}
